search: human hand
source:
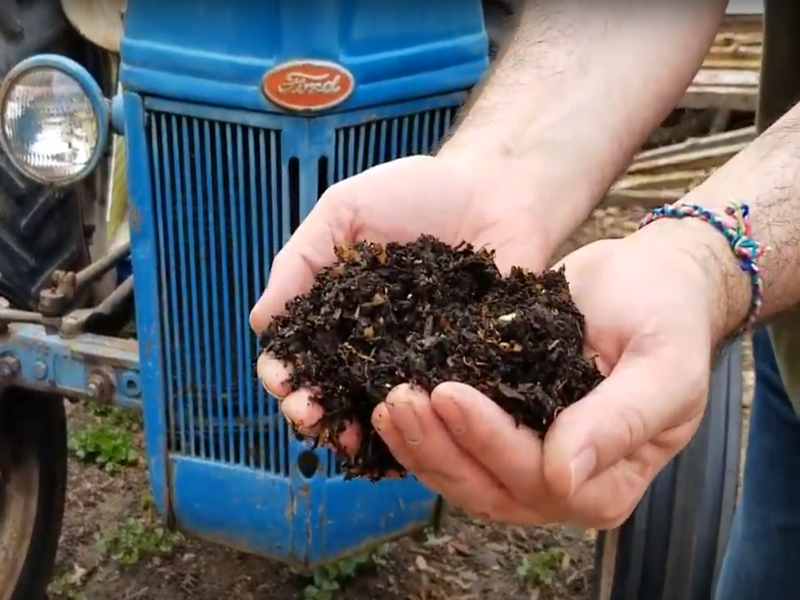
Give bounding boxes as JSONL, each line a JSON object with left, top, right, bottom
{"left": 333, "top": 226, "right": 722, "bottom": 528}
{"left": 253, "top": 154, "right": 555, "bottom": 445}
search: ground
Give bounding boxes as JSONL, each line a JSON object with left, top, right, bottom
{"left": 47, "top": 198, "right": 755, "bottom": 600}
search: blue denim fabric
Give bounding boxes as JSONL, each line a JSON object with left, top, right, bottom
{"left": 714, "top": 328, "right": 800, "bottom": 599}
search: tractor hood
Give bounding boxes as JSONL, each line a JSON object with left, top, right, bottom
{"left": 115, "top": 0, "right": 488, "bottom": 114}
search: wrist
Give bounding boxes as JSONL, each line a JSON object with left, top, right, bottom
{"left": 436, "top": 138, "right": 604, "bottom": 257}
{"left": 631, "top": 216, "right": 752, "bottom": 345}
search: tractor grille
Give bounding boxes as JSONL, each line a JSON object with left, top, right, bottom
{"left": 146, "top": 103, "right": 459, "bottom": 476}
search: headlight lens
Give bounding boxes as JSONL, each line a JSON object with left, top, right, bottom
{"left": 1, "top": 67, "right": 99, "bottom": 184}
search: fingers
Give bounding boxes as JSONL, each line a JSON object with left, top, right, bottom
{"left": 257, "top": 354, "right": 361, "bottom": 456}
{"left": 373, "top": 384, "right": 547, "bottom": 524}
{"left": 277, "top": 388, "right": 362, "bottom": 457}
{"left": 429, "top": 382, "right": 549, "bottom": 506}
{"left": 257, "top": 354, "right": 293, "bottom": 398}
{"left": 543, "top": 344, "right": 709, "bottom": 500}
{"left": 280, "top": 388, "right": 323, "bottom": 432}
{"left": 564, "top": 424, "right": 693, "bottom": 528}
{"left": 249, "top": 191, "right": 356, "bottom": 334}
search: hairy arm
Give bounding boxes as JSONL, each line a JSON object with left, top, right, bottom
{"left": 439, "top": 0, "right": 728, "bottom": 255}
{"left": 636, "top": 100, "right": 800, "bottom": 343}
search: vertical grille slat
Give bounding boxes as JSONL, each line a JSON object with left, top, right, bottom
{"left": 205, "top": 121, "right": 227, "bottom": 463}
{"left": 150, "top": 116, "right": 177, "bottom": 453}
{"left": 420, "top": 112, "right": 430, "bottom": 154}
{"left": 246, "top": 128, "right": 259, "bottom": 470}
{"left": 228, "top": 125, "right": 243, "bottom": 463}
{"left": 256, "top": 129, "right": 270, "bottom": 473}
{"left": 161, "top": 115, "right": 188, "bottom": 455}
{"left": 176, "top": 115, "right": 199, "bottom": 458}
{"left": 192, "top": 118, "right": 212, "bottom": 461}
{"left": 146, "top": 101, "right": 460, "bottom": 478}
{"left": 367, "top": 124, "right": 378, "bottom": 170}
{"left": 216, "top": 123, "right": 234, "bottom": 464}
{"left": 167, "top": 115, "right": 191, "bottom": 453}
{"left": 267, "top": 130, "right": 288, "bottom": 475}
{"left": 229, "top": 125, "right": 244, "bottom": 466}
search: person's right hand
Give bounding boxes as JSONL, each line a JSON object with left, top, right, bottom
{"left": 252, "top": 153, "right": 561, "bottom": 447}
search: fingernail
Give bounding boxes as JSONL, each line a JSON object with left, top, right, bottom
{"left": 436, "top": 398, "right": 466, "bottom": 434}
{"left": 387, "top": 400, "right": 423, "bottom": 445}
{"left": 569, "top": 448, "right": 597, "bottom": 496}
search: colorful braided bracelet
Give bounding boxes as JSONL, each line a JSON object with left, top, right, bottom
{"left": 637, "top": 202, "right": 767, "bottom": 331}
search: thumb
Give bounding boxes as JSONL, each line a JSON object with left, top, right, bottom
{"left": 542, "top": 343, "right": 708, "bottom": 499}
{"left": 492, "top": 235, "right": 551, "bottom": 274}
{"left": 249, "top": 194, "right": 350, "bottom": 334}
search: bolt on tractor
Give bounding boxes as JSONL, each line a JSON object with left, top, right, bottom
{"left": 0, "top": 1, "right": 742, "bottom": 599}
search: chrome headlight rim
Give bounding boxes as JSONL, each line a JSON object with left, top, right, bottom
{"left": 0, "top": 54, "right": 110, "bottom": 187}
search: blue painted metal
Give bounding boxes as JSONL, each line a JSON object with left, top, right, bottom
{"left": 116, "top": 257, "right": 133, "bottom": 284}
{"left": 0, "top": 0, "right": 491, "bottom": 570}
{"left": 0, "top": 54, "right": 111, "bottom": 186}
{"left": 120, "top": 0, "right": 488, "bottom": 114}
{"left": 0, "top": 323, "right": 140, "bottom": 410}
{"left": 124, "top": 92, "right": 468, "bottom": 565}
{"left": 111, "top": 92, "right": 126, "bottom": 135}
{"left": 114, "top": 0, "right": 489, "bottom": 567}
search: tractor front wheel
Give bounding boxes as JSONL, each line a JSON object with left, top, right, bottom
{"left": 0, "top": 389, "right": 68, "bottom": 600}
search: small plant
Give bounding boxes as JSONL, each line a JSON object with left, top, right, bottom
{"left": 516, "top": 547, "right": 565, "bottom": 588}
{"left": 47, "top": 570, "right": 88, "bottom": 600}
{"left": 89, "top": 402, "right": 143, "bottom": 430}
{"left": 68, "top": 405, "right": 141, "bottom": 471}
{"left": 96, "top": 516, "right": 181, "bottom": 565}
{"left": 298, "top": 544, "right": 390, "bottom": 600}
{"left": 68, "top": 420, "right": 138, "bottom": 471}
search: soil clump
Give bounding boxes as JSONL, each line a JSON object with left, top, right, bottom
{"left": 261, "top": 235, "right": 603, "bottom": 479}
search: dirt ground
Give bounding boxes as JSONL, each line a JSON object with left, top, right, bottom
{"left": 46, "top": 198, "right": 755, "bottom": 600}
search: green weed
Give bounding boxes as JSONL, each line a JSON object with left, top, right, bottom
{"left": 68, "top": 404, "right": 141, "bottom": 471}
{"left": 297, "top": 543, "right": 390, "bottom": 600}
{"left": 516, "top": 546, "right": 565, "bottom": 588}
{"left": 96, "top": 516, "right": 181, "bottom": 565}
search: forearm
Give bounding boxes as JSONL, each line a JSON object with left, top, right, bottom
{"left": 440, "top": 0, "right": 727, "bottom": 253}
{"left": 637, "top": 100, "right": 800, "bottom": 343}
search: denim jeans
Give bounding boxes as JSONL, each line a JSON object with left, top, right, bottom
{"left": 714, "top": 328, "right": 800, "bottom": 599}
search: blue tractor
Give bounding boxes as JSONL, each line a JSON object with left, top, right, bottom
{"left": 0, "top": 1, "right": 742, "bottom": 599}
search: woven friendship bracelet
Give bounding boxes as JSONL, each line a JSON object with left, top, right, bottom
{"left": 637, "top": 202, "right": 767, "bottom": 332}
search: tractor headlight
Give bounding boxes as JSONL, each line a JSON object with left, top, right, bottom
{"left": 0, "top": 55, "right": 109, "bottom": 186}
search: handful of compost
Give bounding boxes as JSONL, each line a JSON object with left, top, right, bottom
{"left": 260, "top": 235, "right": 603, "bottom": 480}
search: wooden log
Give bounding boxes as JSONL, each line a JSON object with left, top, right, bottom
{"left": 632, "top": 127, "right": 755, "bottom": 163}
{"left": 693, "top": 69, "right": 760, "bottom": 87}
{"left": 627, "top": 142, "right": 748, "bottom": 175}
{"left": 614, "top": 169, "right": 713, "bottom": 191}
{"left": 702, "top": 58, "right": 761, "bottom": 70}
{"left": 680, "top": 87, "right": 758, "bottom": 112}
{"left": 601, "top": 189, "right": 684, "bottom": 209}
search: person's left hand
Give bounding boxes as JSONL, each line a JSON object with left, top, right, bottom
{"left": 368, "top": 229, "right": 723, "bottom": 528}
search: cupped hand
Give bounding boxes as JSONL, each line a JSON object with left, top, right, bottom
{"left": 253, "top": 154, "right": 550, "bottom": 440}
{"left": 349, "top": 230, "right": 720, "bottom": 528}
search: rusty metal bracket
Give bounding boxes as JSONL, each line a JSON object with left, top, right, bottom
{"left": 58, "top": 274, "right": 133, "bottom": 338}
{"left": 38, "top": 241, "right": 131, "bottom": 317}
{"left": 0, "top": 274, "right": 134, "bottom": 339}
{"left": 85, "top": 367, "right": 116, "bottom": 403}
{"left": 0, "top": 298, "right": 44, "bottom": 333}
{"left": 0, "top": 321, "right": 140, "bottom": 409}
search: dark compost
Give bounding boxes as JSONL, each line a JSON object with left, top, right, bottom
{"left": 260, "top": 235, "right": 604, "bottom": 480}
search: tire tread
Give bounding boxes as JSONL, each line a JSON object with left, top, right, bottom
{"left": 0, "top": 0, "right": 88, "bottom": 309}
